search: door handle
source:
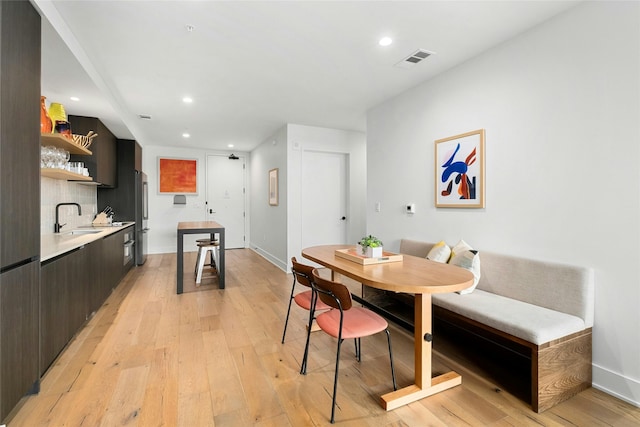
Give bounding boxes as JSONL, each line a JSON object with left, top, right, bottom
{"left": 209, "top": 209, "right": 216, "bottom": 214}
{"left": 341, "top": 216, "right": 346, "bottom": 220}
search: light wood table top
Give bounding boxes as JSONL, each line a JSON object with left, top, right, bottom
{"left": 302, "top": 244, "right": 473, "bottom": 294}
{"left": 302, "top": 244, "right": 474, "bottom": 411}
{"left": 177, "top": 221, "right": 224, "bottom": 231}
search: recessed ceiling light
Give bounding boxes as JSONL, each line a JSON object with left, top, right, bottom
{"left": 183, "top": 97, "right": 193, "bottom": 103}
{"left": 228, "top": 144, "right": 234, "bottom": 148}
{"left": 70, "top": 96, "right": 80, "bottom": 101}
{"left": 379, "top": 37, "right": 393, "bottom": 47}
{"left": 182, "top": 133, "right": 190, "bottom": 138}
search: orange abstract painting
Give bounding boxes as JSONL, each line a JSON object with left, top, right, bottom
{"left": 159, "top": 158, "right": 197, "bottom": 193}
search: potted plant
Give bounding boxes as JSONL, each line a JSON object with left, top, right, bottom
{"left": 359, "top": 235, "right": 383, "bottom": 258}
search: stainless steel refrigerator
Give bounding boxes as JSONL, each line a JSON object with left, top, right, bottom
{"left": 135, "top": 171, "right": 149, "bottom": 265}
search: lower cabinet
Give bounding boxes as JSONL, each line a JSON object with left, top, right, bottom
{"left": 40, "top": 227, "right": 129, "bottom": 375}
{"left": 0, "top": 262, "right": 39, "bottom": 420}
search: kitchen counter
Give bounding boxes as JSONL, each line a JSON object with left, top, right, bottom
{"left": 41, "top": 222, "right": 135, "bottom": 262}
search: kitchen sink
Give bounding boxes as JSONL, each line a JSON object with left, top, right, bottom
{"left": 67, "top": 229, "right": 102, "bottom": 235}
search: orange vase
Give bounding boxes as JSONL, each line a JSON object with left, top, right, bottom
{"left": 40, "top": 96, "right": 52, "bottom": 133}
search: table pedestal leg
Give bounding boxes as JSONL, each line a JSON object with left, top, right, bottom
{"left": 380, "top": 293, "right": 461, "bottom": 410}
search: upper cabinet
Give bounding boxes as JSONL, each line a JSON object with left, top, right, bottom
{"left": 68, "top": 115, "right": 117, "bottom": 187}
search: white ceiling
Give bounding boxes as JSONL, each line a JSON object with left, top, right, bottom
{"left": 35, "top": 1, "right": 578, "bottom": 152}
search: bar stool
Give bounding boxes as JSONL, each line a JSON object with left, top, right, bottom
{"left": 195, "top": 238, "right": 220, "bottom": 285}
{"left": 194, "top": 238, "right": 218, "bottom": 274}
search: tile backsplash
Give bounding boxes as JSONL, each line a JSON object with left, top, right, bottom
{"left": 41, "top": 177, "right": 97, "bottom": 234}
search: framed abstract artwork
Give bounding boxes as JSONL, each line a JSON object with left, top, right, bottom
{"left": 269, "top": 168, "right": 279, "bottom": 206}
{"left": 158, "top": 157, "right": 198, "bottom": 194}
{"left": 435, "top": 129, "right": 485, "bottom": 208}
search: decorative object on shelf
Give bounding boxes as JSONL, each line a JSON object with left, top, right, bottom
{"left": 435, "top": 129, "right": 485, "bottom": 208}
{"left": 54, "top": 120, "right": 72, "bottom": 138}
{"left": 358, "top": 234, "right": 383, "bottom": 257}
{"left": 72, "top": 131, "right": 98, "bottom": 149}
{"left": 40, "top": 96, "right": 52, "bottom": 133}
{"left": 268, "top": 168, "right": 279, "bottom": 206}
{"left": 48, "top": 102, "right": 67, "bottom": 125}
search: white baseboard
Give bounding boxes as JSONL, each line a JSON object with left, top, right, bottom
{"left": 250, "top": 245, "right": 287, "bottom": 272}
{"left": 593, "top": 363, "right": 640, "bottom": 408}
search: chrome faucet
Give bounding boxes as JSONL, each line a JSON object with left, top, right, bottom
{"left": 54, "top": 203, "right": 82, "bottom": 233}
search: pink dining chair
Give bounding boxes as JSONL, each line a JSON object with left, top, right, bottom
{"left": 302, "top": 268, "right": 397, "bottom": 423}
{"left": 281, "top": 257, "right": 331, "bottom": 343}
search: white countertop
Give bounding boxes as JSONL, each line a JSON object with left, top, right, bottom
{"left": 41, "top": 222, "right": 135, "bottom": 262}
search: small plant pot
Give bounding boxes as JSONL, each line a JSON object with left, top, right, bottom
{"left": 360, "top": 245, "right": 383, "bottom": 258}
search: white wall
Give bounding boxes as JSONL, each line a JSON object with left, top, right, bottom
{"left": 249, "top": 126, "right": 288, "bottom": 269}
{"left": 287, "top": 124, "right": 366, "bottom": 263}
{"left": 143, "top": 145, "right": 249, "bottom": 254}
{"left": 366, "top": 1, "right": 639, "bottom": 406}
{"left": 249, "top": 123, "right": 367, "bottom": 271}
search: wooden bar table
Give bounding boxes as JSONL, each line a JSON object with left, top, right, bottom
{"left": 177, "top": 221, "right": 225, "bottom": 293}
{"left": 302, "top": 244, "right": 474, "bottom": 410}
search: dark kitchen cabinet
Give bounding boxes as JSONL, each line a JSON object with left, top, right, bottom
{"left": 40, "top": 247, "right": 90, "bottom": 375}
{"left": 68, "top": 115, "right": 117, "bottom": 187}
{"left": 0, "top": 0, "right": 41, "bottom": 421}
{"left": 0, "top": 0, "right": 40, "bottom": 267}
{"left": 0, "top": 263, "right": 39, "bottom": 419}
{"left": 41, "top": 228, "right": 131, "bottom": 374}
{"left": 98, "top": 139, "right": 142, "bottom": 221}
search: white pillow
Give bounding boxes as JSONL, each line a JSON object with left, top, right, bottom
{"left": 426, "top": 241, "right": 451, "bottom": 263}
{"left": 450, "top": 239, "right": 473, "bottom": 258}
{"left": 449, "top": 249, "right": 481, "bottom": 294}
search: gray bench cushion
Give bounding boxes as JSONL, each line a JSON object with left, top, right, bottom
{"left": 432, "top": 290, "right": 587, "bottom": 345}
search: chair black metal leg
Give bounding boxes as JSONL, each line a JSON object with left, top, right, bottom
{"left": 354, "top": 338, "right": 362, "bottom": 362}
{"left": 385, "top": 329, "right": 398, "bottom": 390}
{"left": 330, "top": 338, "right": 344, "bottom": 423}
{"left": 300, "top": 292, "right": 317, "bottom": 374}
{"left": 281, "top": 280, "right": 297, "bottom": 343}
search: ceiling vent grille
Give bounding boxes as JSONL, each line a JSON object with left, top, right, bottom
{"left": 138, "top": 114, "right": 152, "bottom": 120}
{"left": 395, "top": 49, "right": 435, "bottom": 69}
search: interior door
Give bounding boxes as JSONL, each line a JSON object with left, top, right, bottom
{"left": 206, "top": 154, "right": 246, "bottom": 249}
{"left": 301, "top": 150, "right": 348, "bottom": 248}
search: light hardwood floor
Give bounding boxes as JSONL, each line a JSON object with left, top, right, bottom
{"left": 7, "top": 249, "right": 640, "bottom": 426}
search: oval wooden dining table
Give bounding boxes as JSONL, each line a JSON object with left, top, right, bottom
{"left": 302, "top": 244, "right": 474, "bottom": 411}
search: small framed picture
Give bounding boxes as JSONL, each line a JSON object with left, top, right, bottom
{"left": 269, "top": 168, "right": 279, "bottom": 206}
{"left": 435, "top": 129, "right": 485, "bottom": 208}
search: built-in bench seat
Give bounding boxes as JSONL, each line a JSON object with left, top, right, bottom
{"left": 394, "top": 239, "right": 595, "bottom": 412}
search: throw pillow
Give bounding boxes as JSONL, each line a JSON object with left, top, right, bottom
{"left": 450, "top": 239, "right": 473, "bottom": 258}
{"left": 449, "top": 249, "right": 481, "bottom": 294}
{"left": 426, "top": 240, "right": 451, "bottom": 263}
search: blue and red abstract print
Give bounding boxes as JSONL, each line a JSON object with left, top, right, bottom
{"left": 440, "top": 143, "right": 477, "bottom": 200}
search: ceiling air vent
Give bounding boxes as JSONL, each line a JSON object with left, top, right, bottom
{"left": 395, "top": 49, "right": 435, "bottom": 69}
{"left": 138, "top": 114, "right": 152, "bottom": 120}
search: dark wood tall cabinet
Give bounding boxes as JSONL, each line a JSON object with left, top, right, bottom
{"left": 98, "top": 139, "right": 142, "bottom": 220}
{"left": 0, "top": 0, "right": 41, "bottom": 421}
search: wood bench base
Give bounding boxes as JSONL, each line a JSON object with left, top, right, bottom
{"left": 433, "top": 306, "right": 592, "bottom": 412}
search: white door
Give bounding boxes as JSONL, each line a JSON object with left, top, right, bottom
{"left": 301, "top": 150, "right": 348, "bottom": 248}
{"left": 206, "top": 154, "right": 246, "bottom": 248}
